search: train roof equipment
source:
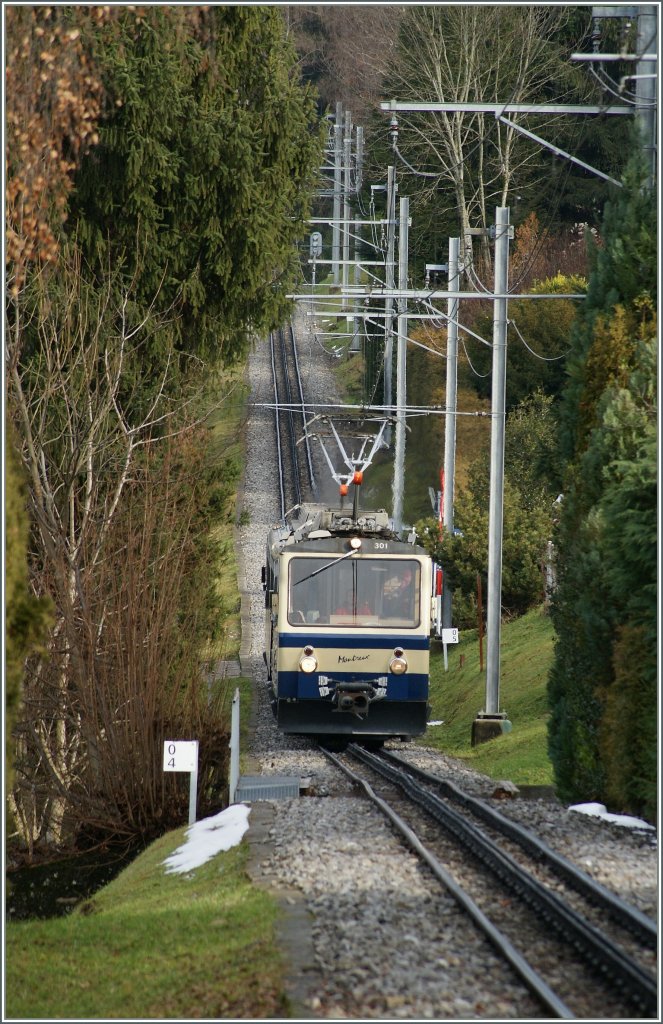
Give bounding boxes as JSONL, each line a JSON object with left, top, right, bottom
{"left": 295, "top": 411, "right": 413, "bottom": 528}
{"left": 301, "top": 411, "right": 394, "bottom": 492}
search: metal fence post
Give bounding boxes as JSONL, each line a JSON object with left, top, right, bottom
{"left": 228, "top": 688, "right": 240, "bottom": 804}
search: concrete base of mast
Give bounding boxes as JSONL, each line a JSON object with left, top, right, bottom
{"left": 471, "top": 712, "right": 512, "bottom": 747}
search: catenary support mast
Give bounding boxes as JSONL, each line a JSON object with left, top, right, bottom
{"left": 442, "top": 236, "right": 460, "bottom": 638}
{"left": 472, "top": 208, "right": 512, "bottom": 745}
{"left": 332, "top": 102, "right": 343, "bottom": 285}
{"left": 392, "top": 195, "right": 409, "bottom": 532}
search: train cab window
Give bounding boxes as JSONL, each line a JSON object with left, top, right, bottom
{"left": 288, "top": 558, "right": 325, "bottom": 625}
{"left": 381, "top": 565, "right": 417, "bottom": 624}
{"left": 288, "top": 557, "right": 420, "bottom": 628}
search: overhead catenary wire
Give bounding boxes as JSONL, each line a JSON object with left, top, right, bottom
{"left": 253, "top": 400, "right": 493, "bottom": 418}
{"left": 392, "top": 78, "right": 607, "bottom": 295}
{"left": 590, "top": 64, "right": 640, "bottom": 103}
{"left": 415, "top": 296, "right": 493, "bottom": 347}
{"left": 509, "top": 318, "right": 568, "bottom": 361}
{"left": 306, "top": 78, "right": 600, "bottom": 419}
{"left": 461, "top": 337, "right": 492, "bottom": 379}
{"left": 505, "top": 101, "right": 614, "bottom": 293}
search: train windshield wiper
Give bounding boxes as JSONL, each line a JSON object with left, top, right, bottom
{"left": 293, "top": 549, "right": 357, "bottom": 586}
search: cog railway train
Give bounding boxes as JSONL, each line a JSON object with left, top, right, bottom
{"left": 263, "top": 502, "right": 434, "bottom": 746}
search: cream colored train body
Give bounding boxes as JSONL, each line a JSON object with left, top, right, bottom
{"left": 263, "top": 506, "right": 433, "bottom": 743}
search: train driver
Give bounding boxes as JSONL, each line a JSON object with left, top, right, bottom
{"left": 382, "top": 566, "right": 416, "bottom": 620}
{"left": 334, "top": 589, "right": 372, "bottom": 617}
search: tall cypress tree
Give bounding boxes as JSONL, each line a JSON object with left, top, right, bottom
{"left": 547, "top": 151, "right": 657, "bottom": 818}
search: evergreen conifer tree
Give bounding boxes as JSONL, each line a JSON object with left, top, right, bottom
{"left": 69, "top": 6, "right": 323, "bottom": 361}
{"left": 547, "top": 151, "right": 656, "bottom": 818}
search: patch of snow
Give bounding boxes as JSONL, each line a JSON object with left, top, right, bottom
{"left": 163, "top": 804, "right": 251, "bottom": 874}
{"left": 568, "top": 801, "right": 654, "bottom": 831}
{"left": 428, "top": 720, "right": 444, "bottom": 727}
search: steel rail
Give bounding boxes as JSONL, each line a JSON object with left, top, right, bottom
{"left": 380, "top": 749, "right": 658, "bottom": 949}
{"left": 349, "top": 745, "right": 657, "bottom": 1017}
{"left": 287, "top": 322, "right": 317, "bottom": 498}
{"left": 269, "top": 331, "right": 286, "bottom": 521}
{"left": 318, "top": 744, "right": 574, "bottom": 1019}
{"left": 277, "top": 326, "right": 302, "bottom": 509}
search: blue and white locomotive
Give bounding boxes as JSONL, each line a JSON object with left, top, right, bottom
{"left": 263, "top": 504, "right": 433, "bottom": 744}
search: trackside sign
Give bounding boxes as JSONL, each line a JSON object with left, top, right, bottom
{"left": 163, "top": 740, "right": 198, "bottom": 773}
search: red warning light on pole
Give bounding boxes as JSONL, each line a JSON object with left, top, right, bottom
{"left": 340, "top": 483, "right": 349, "bottom": 496}
{"left": 352, "top": 470, "right": 363, "bottom": 485}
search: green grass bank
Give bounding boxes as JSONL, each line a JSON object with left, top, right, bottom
{"left": 422, "top": 605, "right": 555, "bottom": 785}
{"left": 5, "top": 828, "right": 287, "bottom": 1020}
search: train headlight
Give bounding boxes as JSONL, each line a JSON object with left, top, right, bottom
{"left": 389, "top": 647, "right": 408, "bottom": 674}
{"left": 349, "top": 536, "right": 362, "bottom": 550}
{"left": 299, "top": 645, "right": 318, "bottom": 674}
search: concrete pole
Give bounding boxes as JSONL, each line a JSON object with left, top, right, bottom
{"left": 383, "top": 166, "right": 396, "bottom": 440}
{"left": 442, "top": 237, "right": 460, "bottom": 630}
{"left": 342, "top": 112, "right": 352, "bottom": 302}
{"left": 332, "top": 102, "right": 343, "bottom": 285}
{"left": 485, "top": 207, "right": 510, "bottom": 716}
{"left": 392, "top": 195, "right": 409, "bottom": 533}
{"left": 355, "top": 126, "right": 364, "bottom": 193}
{"left": 354, "top": 127, "right": 364, "bottom": 289}
{"left": 636, "top": 5, "right": 657, "bottom": 188}
{"left": 352, "top": 127, "right": 364, "bottom": 345}
{"left": 473, "top": 207, "right": 511, "bottom": 745}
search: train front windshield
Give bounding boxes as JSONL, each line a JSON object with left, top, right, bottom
{"left": 288, "top": 556, "right": 421, "bottom": 628}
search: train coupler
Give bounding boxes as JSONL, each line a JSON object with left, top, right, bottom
{"left": 322, "top": 678, "right": 388, "bottom": 718}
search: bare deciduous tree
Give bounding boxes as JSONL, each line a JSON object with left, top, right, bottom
{"left": 7, "top": 250, "right": 228, "bottom": 852}
{"left": 383, "top": 6, "right": 587, "bottom": 272}
{"left": 282, "top": 5, "right": 403, "bottom": 122}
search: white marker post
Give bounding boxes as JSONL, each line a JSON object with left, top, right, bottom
{"left": 163, "top": 740, "right": 199, "bottom": 825}
{"left": 441, "top": 628, "right": 459, "bottom": 673}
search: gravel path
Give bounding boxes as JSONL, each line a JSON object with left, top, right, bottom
{"left": 235, "top": 312, "right": 658, "bottom": 1020}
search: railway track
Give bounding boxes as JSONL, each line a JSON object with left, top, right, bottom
{"left": 318, "top": 742, "right": 658, "bottom": 1019}
{"left": 270, "top": 323, "right": 316, "bottom": 517}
